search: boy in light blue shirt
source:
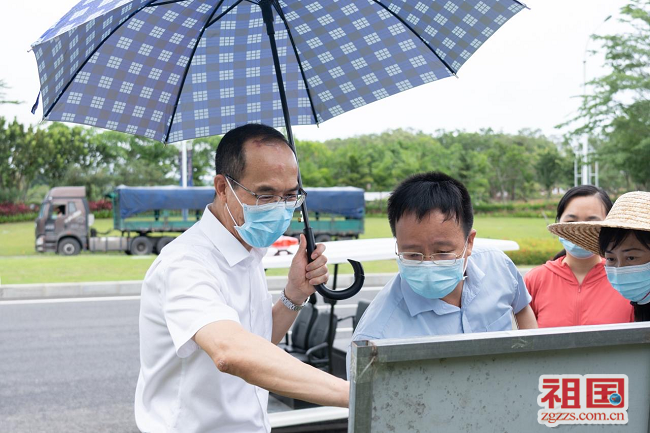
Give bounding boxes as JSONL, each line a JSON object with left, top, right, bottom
{"left": 347, "top": 172, "right": 537, "bottom": 376}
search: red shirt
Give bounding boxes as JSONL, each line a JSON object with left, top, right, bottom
{"left": 525, "top": 257, "right": 634, "bottom": 328}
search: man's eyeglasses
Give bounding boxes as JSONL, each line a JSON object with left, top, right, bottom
{"left": 395, "top": 240, "right": 468, "bottom": 266}
{"left": 225, "top": 175, "right": 306, "bottom": 209}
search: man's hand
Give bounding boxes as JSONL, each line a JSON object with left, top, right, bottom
{"left": 285, "top": 234, "right": 329, "bottom": 303}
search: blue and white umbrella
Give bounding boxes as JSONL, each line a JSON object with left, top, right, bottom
{"left": 32, "top": 0, "right": 526, "bottom": 299}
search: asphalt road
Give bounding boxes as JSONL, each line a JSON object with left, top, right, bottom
{"left": 0, "top": 297, "right": 142, "bottom": 433}
{"left": 0, "top": 291, "right": 373, "bottom": 433}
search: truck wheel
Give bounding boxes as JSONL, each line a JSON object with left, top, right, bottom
{"left": 58, "top": 238, "right": 81, "bottom": 256}
{"left": 315, "top": 234, "right": 331, "bottom": 243}
{"left": 155, "top": 237, "right": 173, "bottom": 254}
{"left": 130, "top": 236, "right": 153, "bottom": 255}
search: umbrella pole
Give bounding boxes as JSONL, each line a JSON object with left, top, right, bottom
{"left": 261, "top": 0, "right": 364, "bottom": 301}
{"left": 259, "top": 0, "right": 313, "bottom": 243}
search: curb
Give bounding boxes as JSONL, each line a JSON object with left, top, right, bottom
{"left": 0, "top": 268, "right": 534, "bottom": 301}
{"left": 0, "top": 274, "right": 397, "bottom": 301}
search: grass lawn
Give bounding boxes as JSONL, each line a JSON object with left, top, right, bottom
{"left": 0, "top": 217, "right": 558, "bottom": 285}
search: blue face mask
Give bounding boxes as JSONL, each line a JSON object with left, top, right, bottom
{"left": 226, "top": 181, "right": 295, "bottom": 248}
{"left": 559, "top": 237, "right": 594, "bottom": 259}
{"left": 397, "top": 242, "right": 468, "bottom": 299}
{"left": 605, "top": 262, "right": 650, "bottom": 305}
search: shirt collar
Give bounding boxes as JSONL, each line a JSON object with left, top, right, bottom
{"left": 401, "top": 255, "right": 486, "bottom": 317}
{"left": 198, "top": 205, "right": 266, "bottom": 267}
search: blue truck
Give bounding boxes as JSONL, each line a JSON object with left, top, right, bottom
{"left": 35, "top": 185, "right": 365, "bottom": 255}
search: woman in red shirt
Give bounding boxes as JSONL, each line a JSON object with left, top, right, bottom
{"left": 525, "top": 186, "right": 634, "bottom": 327}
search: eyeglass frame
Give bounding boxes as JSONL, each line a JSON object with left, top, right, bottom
{"left": 225, "top": 174, "right": 307, "bottom": 209}
{"left": 395, "top": 238, "right": 469, "bottom": 266}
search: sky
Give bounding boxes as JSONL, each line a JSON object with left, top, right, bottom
{"left": 0, "top": 0, "right": 630, "bottom": 143}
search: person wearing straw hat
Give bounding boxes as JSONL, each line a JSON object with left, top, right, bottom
{"left": 524, "top": 186, "right": 633, "bottom": 328}
{"left": 548, "top": 191, "right": 650, "bottom": 322}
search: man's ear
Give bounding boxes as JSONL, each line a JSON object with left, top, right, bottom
{"left": 214, "top": 175, "right": 228, "bottom": 202}
{"left": 466, "top": 229, "right": 477, "bottom": 257}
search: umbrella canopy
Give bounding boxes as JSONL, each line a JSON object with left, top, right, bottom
{"left": 32, "top": 0, "right": 525, "bottom": 143}
{"left": 32, "top": 0, "right": 525, "bottom": 300}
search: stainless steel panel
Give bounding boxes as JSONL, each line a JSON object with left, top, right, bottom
{"left": 350, "top": 323, "right": 650, "bottom": 432}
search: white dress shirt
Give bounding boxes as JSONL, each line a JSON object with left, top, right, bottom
{"left": 135, "top": 206, "right": 273, "bottom": 433}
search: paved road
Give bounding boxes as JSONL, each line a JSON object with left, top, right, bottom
{"left": 0, "top": 290, "right": 378, "bottom": 433}
{"left": 0, "top": 297, "right": 141, "bottom": 433}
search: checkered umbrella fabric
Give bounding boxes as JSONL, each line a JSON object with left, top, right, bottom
{"left": 32, "top": 0, "right": 525, "bottom": 144}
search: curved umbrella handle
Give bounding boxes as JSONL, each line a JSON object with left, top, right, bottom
{"left": 304, "top": 226, "right": 365, "bottom": 301}
{"left": 259, "top": 0, "right": 364, "bottom": 300}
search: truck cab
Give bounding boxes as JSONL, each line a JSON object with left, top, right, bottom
{"left": 35, "top": 186, "right": 93, "bottom": 255}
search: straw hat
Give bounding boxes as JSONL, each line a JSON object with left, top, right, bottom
{"left": 547, "top": 191, "right": 650, "bottom": 255}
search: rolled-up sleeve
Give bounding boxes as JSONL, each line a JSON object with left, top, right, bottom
{"left": 162, "top": 255, "right": 240, "bottom": 358}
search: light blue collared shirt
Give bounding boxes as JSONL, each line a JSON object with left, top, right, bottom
{"left": 347, "top": 247, "right": 532, "bottom": 377}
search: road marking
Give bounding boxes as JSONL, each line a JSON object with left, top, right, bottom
{"left": 0, "top": 286, "right": 383, "bottom": 306}
{"left": 0, "top": 295, "right": 141, "bottom": 305}
{"left": 268, "top": 286, "right": 383, "bottom": 296}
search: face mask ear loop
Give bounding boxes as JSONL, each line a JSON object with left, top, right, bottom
{"left": 225, "top": 176, "right": 245, "bottom": 209}
{"left": 225, "top": 203, "right": 240, "bottom": 228}
{"left": 460, "top": 237, "right": 470, "bottom": 280}
{"left": 224, "top": 176, "right": 245, "bottom": 228}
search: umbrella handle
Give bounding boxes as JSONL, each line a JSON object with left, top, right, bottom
{"left": 304, "top": 225, "right": 365, "bottom": 301}
{"left": 260, "top": 0, "right": 364, "bottom": 300}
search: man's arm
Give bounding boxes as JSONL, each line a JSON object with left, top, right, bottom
{"left": 195, "top": 320, "right": 349, "bottom": 407}
{"left": 271, "top": 234, "right": 329, "bottom": 344}
{"left": 515, "top": 305, "right": 538, "bottom": 329}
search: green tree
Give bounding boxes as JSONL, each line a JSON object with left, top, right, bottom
{"left": 40, "top": 122, "right": 90, "bottom": 186}
{"left": 0, "top": 80, "right": 20, "bottom": 105}
{"left": 59, "top": 129, "right": 179, "bottom": 198}
{"left": 295, "top": 139, "right": 334, "bottom": 187}
{"left": 0, "top": 119, "right": 43, "bottom": 201}
{"left": 89, "top": 131, "right": 179, "bottom": 186}
{"left": 535, "top": 147, "right": 565, "bottom": 198}
{"left": 563, "top": 0, "right": 650, "bottom": 189}
{"left": 191, "top": 136, "right": 221, "bottom": 186}
{"left": 600, "top": 101, "right": 650, "bottom": 190}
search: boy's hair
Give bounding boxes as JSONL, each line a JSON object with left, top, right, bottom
{"left": 387, "top": 172, "right": 473, "bottom": 237}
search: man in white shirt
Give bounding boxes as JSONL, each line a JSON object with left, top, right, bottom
{"left": 135, "top": 124, "right": 349, "bottom": 432}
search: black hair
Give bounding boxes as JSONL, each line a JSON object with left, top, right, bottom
{"left": 214, "top": 123, "right": 290, "bottom": 181}
{"left": 598, "top": 228, "right": 650, "bottom": 256}
{"left": 632, "top": 303, "right": 650, "bottom": 322}
{"left": 552, "top": 185, "right": 614, "bottom": 260}
{"left": 598, "top": 228, "right": 650, "bottom": 322}
{"left": 387, "top": 172, "right": 473, "bottom": 237}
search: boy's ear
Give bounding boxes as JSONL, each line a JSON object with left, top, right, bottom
{"left": 466, "top": 229, "right": 477, "bottom": 257}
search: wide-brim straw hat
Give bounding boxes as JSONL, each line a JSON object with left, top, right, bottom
{"left": 547, "top": 191, "right": 650, "bottom": 255}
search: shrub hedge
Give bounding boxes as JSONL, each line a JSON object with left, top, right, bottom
{"left": 0, "top": 200, "right": 114, "bottom": 223}
{"left": 0, "top": 212, "right": 39, "bottom": 224}
{"left": 506, "top": 238, "right": 560, "bottom": 266}
{"left": 367, "top": 199, "right": 558, "bottom": 218}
